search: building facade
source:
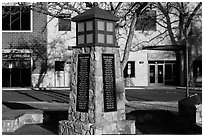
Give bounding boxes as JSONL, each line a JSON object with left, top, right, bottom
{"left": 123, "top": 50, "right": 178, "bottom": 87}
{"left": 2, "top": 2, "right": 202, "bottom": 88}
{"left": 2, "top": 3, "right": 47, "bottom": 87}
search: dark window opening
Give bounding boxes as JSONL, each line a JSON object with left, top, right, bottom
{"left": 123, "top": 61, "right": 135, "bottom": 78}
{"left": 55, "top": 61, "right": 65, "bottom": 71}
{"left": 149, "top": 65, "right": 155, "bottom": 83}
{"left": 193, "top": 60, "right": 202, "bottom": 78}
{"left": 2, "top": 59, "right": 31, "bottom": 87}
{"left": 2, "top": 6, "right": 31, "bottom": 31}
{"left": 165, "top": 64, "right": 172, "bottom": 80}
{"left": 135, "top": 10, "right": 156, "bottom": 31}
{"left": 58, "top": 18, "right": 71, "bottom": 31}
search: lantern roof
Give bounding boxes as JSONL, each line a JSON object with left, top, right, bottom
{"left": 72, "top": 6, "right": 119, "bottom": 22}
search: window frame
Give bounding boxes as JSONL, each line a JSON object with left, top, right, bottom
{"left": 2, "top": 6, "right": 33, "bottom": 32}
{"left": 58, "top": 17, "right": 71, "bottom": 31}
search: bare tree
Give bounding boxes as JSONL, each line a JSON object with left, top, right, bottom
{"left": 2, "top": 2, "right": 150, "bottom": 86}
{"left": 2, "top": 2, "right": 201, "bottom": 87}
{"left": 156, "top": 2, "right": 202, "bottom": 86}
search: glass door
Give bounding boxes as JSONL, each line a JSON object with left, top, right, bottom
{"left": 149, "top": 65, "right": 156, "bottom": 84}
{"left": 149, "top": 64, "right": 164, "bottom": 85}
{"left": 2, "top": 60, "right": 31, "bottom": 87}
{"left": 157, "top": 64, "right": 164, "bottom": 84}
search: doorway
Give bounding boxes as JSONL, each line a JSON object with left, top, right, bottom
{"left": 2, "top": 60, "right": 31, "bottom": 87}
{"left": 149, "top": 64, "right": 164, "bottom": 86}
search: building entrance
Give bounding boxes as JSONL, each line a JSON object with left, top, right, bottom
{"left": 148, "top": 61, "right": 177, "bottom": 86}
{"left": 149, "top": 63, "right": 164, "bottom": 85}
{"left": 2, "top": 68, "right": 31, "bottom": 87}
{"left": 2, "top": 53, "right": 31, "bottom": 87}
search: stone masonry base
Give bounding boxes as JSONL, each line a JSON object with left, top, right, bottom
{"left": 59, "top": 120, "right": 136, "bottom": 135}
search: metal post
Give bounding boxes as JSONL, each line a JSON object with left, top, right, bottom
{"left": 30, "top": 55, "right": 33, "bottom": 88}
{"left": 64, "top": 69, "right": 66, "bottom": 87}
{"left": 128, "top": 74, "right": 130, "bottom": 87}
{"left": 10, "top": 68, "right": 12, "bottom": 87}
{"left": 9, "top": 63, "right": 12, "bottom": 87}
{"left": 127, "top": 63, "right": 131, "bottom": 87}
{"left": 186, "top": 41, "right": 189, "bottom": 97}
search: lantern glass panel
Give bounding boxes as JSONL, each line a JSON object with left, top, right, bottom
{"left": 98, "top": 21, "right": 104, "bottom": 31}
{"left": 107, "top": 34, "right": 113, "bottom": 44}
{"left": 98, "top": 33, "right": 104, "bottom": 43}
{"left": 86, "top": 21, "right": 93, "bottom": 31}
{"left": 78, "top": 35, "right": 84, "bottom": 44}
{"left": 106, "top": 22, "right": 113, "bottom": 32}
{"left": 86, "top": 34, "right": 93, "bottom": 43}
{"left": 78, "top": 22, "right": 84, "bottom": 32}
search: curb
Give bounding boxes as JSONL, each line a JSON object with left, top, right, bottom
{"left": 2, "top": 88, "right": 32, "bottom": 91}
{"left": 32, "top": 87, "right": 70, "bottom": 90}
{"left": 125, "top": 86, "right": 177, "bottom": 90}
{"left": 2, "top": 87, "right": 71, "bottom": 91}
{"left": 176, "top": 87, "right": 202, "bottom": 91}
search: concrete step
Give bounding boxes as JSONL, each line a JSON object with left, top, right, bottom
{"left": 2, "top": 101, "right": 69, "bottom": 133}
{"left": 2, "top": 109, "right": 43, "bottom": 132}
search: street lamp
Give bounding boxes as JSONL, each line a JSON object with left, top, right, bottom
{"left": 72, "top": 2, "right": 118, "bottom": 47}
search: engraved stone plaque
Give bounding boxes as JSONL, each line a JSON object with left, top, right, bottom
{"left": 76, "top": 54, "right": 90, "bottom": 112}
{"left": 102, "top": 54, "right": 117, "bottom": 112}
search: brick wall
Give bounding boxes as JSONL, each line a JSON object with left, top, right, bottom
{"left": 2, "top": 8, "right": 47, "bottom": 49}
{"left": 2, "top": 3, "right": 48, "bottom": 87}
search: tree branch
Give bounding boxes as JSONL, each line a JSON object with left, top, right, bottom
{"left": 184, "top": 2, "right": 202, "bottom": 37}
{"left": 157, "top": 2, "right": 178, "bottom": 45}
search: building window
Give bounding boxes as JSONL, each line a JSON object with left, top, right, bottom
{"left": 193, "top": 60, "right": 202, "bottom": 78}
{"left": 58, "top": 18, "right": 71, "bottom": 31}
{"left": 55, "top": 61, "right": 65, "bottom": 71}
{"left": 123, "top": 61, "right": 135, "bottom": 78}
{"left": 2, "top": 6, "right": 31, "bottom": 31}
{"left": 135, "top": 10, "right": 156, "bottom": 31}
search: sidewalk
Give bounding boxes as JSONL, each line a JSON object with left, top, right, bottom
{"left": 2, "top": 85, "right": 202, "bottom": 91}
{"left": 2, "top": 87, "right": 201, "bottom": 135}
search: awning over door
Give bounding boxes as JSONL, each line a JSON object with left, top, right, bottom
{"left": 142, "top": 45, "right": 185, "bottom": 51}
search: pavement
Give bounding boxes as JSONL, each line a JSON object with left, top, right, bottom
{"left": 2, "top": 86, "right": 202, "bottom": 135}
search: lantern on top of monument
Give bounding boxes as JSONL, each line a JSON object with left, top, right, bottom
{"left": 72, "top": 2, "right": 119, "bottom": 47}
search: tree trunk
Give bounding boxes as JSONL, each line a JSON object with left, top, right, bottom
{"left": 121, "top": 12, "right": 137, "bottom": 71}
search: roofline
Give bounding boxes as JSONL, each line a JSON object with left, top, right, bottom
{"left": 142, "top": 45, "right": 185, "bottom": 51}
{"left": 72, "top": 6, "right": 119, "bottom": 22}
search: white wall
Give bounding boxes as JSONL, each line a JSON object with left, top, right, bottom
{"left": 127, "top": 50, "right": 149, "bottom": 86}
{"left": 41, "top": 15, "right": 76, "bottom": 87}
{"left": 43, "top": 6, "right": 178, "bottom": 87}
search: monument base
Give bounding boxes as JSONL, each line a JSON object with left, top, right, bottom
{"left": 59, "top": 120, "right": 136, "bottom": 135}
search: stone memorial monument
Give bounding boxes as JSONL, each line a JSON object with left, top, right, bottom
{"left": 59, "top": 3, "right": 136, "bottom": 135}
